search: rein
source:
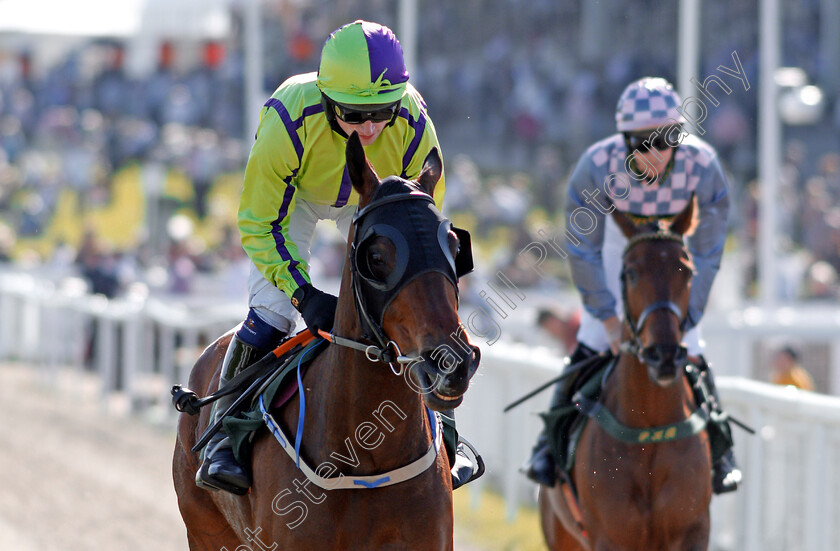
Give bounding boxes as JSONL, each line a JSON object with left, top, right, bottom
{"left": 316, "top": 328, "right": 417, "bottom": 375}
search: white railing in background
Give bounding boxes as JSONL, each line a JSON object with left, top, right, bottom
{"left": 0, "top": 270, "right": 245, "bottom": 418}
{"left": 701, "top": 306, "right": 840, "bottom": 394}
{"left": 457, "top": 346, "right": 840, "bottom": 551}
{"left": 3, "top": 268, "right": 840, "bottom": 551}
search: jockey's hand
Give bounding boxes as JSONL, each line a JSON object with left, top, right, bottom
{"left": 602, "top": 316, "right": 621, "bottom": 355}
{"left": 292, "top": 283, "right": 338, "bottom": 337}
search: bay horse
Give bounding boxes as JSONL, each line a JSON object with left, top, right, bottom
{"left": 540, "top": 197, "right": 713, "bottom": 551}
{"left": 173, "top": 132, "right": 480, "bottom": 550}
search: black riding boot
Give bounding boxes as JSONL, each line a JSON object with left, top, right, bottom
{"left": 441, "top": 410, "right": 485, "bottom": 490}
{"left": 696, "top": 356, "right": 742, "bottom": 494}
{"left": 195, "top": 335, "right": 265, "bottom": 495}
{"left": 522, "top": 343, "right": 597, "bottom": 486}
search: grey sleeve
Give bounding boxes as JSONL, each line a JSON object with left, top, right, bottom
{"left": 565, "top": 155, "right": 616, "bottom": 321}
{"left": 686, "top": 157, "right": 730, "bottom": 328}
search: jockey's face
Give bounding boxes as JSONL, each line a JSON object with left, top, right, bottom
{"left": 625, "top": 126, "right": 677, "bottom": 184}
{"left": 636, "top": 142, "right": 674, "bottom": 177}
{"left": 336, "top": 118, "right": 390, "bottom": 146}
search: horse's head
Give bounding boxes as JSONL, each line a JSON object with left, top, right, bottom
{"left": 344, "top": 132, "right": 480, "bottom": 410}
{"left": 612, "top": 196, "right": 697, "bottom": 385}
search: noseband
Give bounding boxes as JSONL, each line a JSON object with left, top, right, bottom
{"left": 619, "top": 231, "right": 689, "bottom": 364}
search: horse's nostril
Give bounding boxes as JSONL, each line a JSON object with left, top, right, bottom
{"left": 641, "top": 348, "right": 663, "bottom": 368}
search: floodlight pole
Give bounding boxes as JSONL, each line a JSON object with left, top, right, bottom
{"left": 758, "top": 0, "right": 780, "bottom": 307}
{"left": 244, "top": 0, "right": 264, "bottom": 152}
{"left": 398, "top": 0, "right": 417, "bottom": 75}
{"left": 677, "top": 0, "right": 701, "bottom": 100}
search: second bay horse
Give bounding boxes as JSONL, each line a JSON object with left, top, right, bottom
{"left": 540, "top": 197, "right": 713, "bottom": 551}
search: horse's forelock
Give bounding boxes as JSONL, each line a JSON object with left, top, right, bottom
{"left": 367, "top": 176, "right": 430, "bottom": 204}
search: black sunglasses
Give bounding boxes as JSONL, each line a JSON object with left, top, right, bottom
{"left": 333, "top": 101, "right": 400, "bottom": 124}
{"left": 624, "top": 126, "right": 681, "bottom": 152}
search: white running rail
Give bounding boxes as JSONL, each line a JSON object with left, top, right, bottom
{"left": 2, "top": 269, "right": 839, "bottom": 550}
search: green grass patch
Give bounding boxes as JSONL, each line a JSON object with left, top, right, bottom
{"left": 454, "top": 486, "right": 548, "bottom": 550}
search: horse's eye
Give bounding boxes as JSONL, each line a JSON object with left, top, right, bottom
{"left": 624, "top": 268, "right": 639, "bottom": 284}
{"left": 363, "top": 237, "right": 395, "bottom": 281}
{"left": 369, "top": 251, "right": 385, "bottom": 267}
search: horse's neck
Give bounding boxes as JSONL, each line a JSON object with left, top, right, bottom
{"left": 309, "top": 346, "right": 430, "bottom": 474}
{"left": 307, "top": 272, "right": 431, "bottom": 472}
{"left": 606, "top": 356, "right": 692, "bottom": 427}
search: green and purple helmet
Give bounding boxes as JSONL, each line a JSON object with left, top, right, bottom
{"left": 316, "top": 20, "right": 409, "bottom": 106}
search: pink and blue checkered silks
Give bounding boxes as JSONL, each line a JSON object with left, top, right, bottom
{"left": 590, "top": 135, "right": 714, "bottom": 216}
{"left": 615, "top": 77, "right": 686, "bottom": 132}
{"left": 564, "top": 132, "right": 730, "bottom": 328}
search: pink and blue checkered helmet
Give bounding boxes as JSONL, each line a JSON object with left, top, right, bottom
{"left": 615, "top": 77, "right": 686, "bottom": 132}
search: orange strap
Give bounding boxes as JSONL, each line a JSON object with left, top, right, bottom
{"left": 561, "top": 480, "right": 588, "bottom": 540}
{"left": 271, "top": 330, "right": 317, "bottom": 358}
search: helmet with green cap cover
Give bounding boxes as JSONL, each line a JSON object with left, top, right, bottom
{"left": 316, "top": 20, "right": 409, "bottom": 106}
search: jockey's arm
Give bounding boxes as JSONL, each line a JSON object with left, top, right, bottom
{"left": 564, "top": 154, "right": 617, "bottom": 323}
{"left": 685, "top": 156, "right": 730, "bottom": 329}
{"left": 238, "top": 105, "right": 311, "bottom": 298}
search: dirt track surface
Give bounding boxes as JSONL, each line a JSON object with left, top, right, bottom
{"left": 0, "top": 363, "right": 186, "bottom": 551}
{"left": 0, "top": 363, "right": 484, "bottom": 551}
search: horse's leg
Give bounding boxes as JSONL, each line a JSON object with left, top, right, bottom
{"left": 174, "top": 411, "right": 242, "bottom": 550}
{"left": 172, "top": 334, "right": 243, "bottom": 550}
{"left": 539, "top": 486, "right": 587, "bottom": 551}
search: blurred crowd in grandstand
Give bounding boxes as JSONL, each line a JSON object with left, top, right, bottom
{"left": 0, "top": 0, "right": 839, "bottom": 306}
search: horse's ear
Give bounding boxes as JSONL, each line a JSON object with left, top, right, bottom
{"left": 611, "top": 206, "right": 639, "bottom": 239}
{"left": 416, "top": 148, "right": 442, "bottom": 197}
{"left": 346, "top": 132, "right": 380, "bottom": 204}
{"left": 669, "top": 194, "right": 699, "bottom": 236}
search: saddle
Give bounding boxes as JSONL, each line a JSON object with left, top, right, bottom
{"left": 219, "top": 336, "right": 461, "bottom": 474}
{"left": 541, "top": 357, "right": 614, "bottom": 476}
{"left": 222, "top": 334, "right": 328, "bottom": 464}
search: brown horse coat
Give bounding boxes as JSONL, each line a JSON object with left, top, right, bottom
{"left": 173, "top": 133, "right": 478, "bottom": 550}
{"left": 540, "top": 198, "right": 713, "bottom": 551}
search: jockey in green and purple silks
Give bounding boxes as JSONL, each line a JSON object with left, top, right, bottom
{"left": 197, "top": 20, "right": 479, "bottom": 496}
{"left": 239, "top": 22, "right": 445, "bottom": 299}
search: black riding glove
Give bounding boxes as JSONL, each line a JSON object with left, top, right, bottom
{"left": 291, "top": 283, "right": 338, "bottom": 336}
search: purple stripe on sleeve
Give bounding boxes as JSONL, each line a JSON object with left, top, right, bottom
{"left": 333, "top": 166, "right": 353, "bottom": 207}
{"left": 401, "top": 108, "right": 427, "bottom": 176}
{"left": 265, "top": 98, "right": 304, "bottom": 163}
{"left": 270, "top": 178, "right": 308, "bottom": 288}
{"left": 302, "top": 103, "right": 324, "bottom": 118}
